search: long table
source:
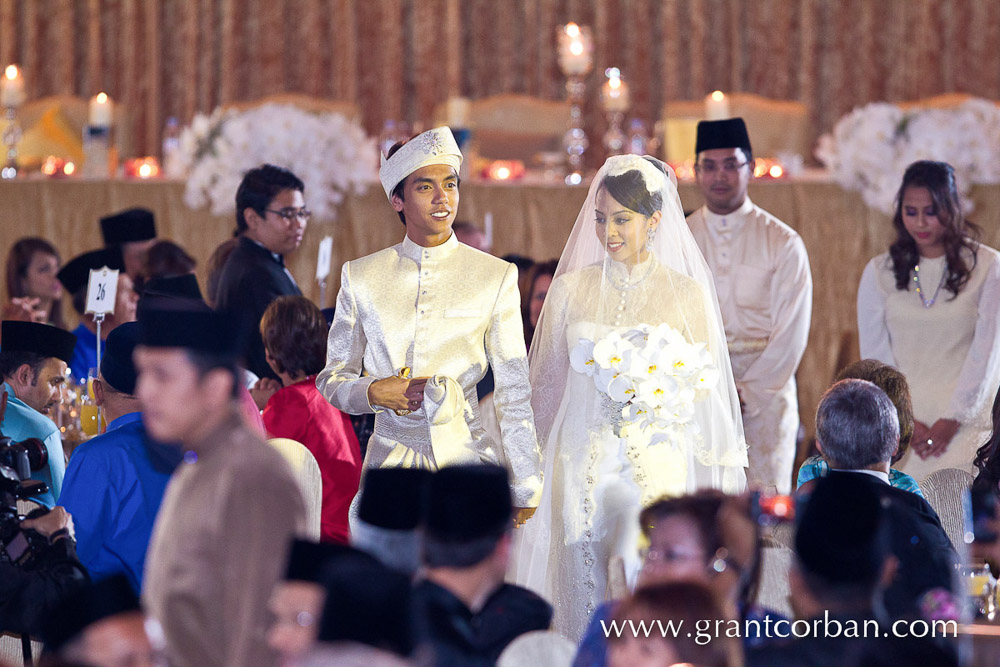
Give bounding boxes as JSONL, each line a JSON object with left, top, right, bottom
{"left": 4, "top": 177, "right": 999, "bottom": 450}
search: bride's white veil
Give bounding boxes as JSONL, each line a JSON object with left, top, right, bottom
{"left": 512, "top": 155, "right": 747, "bottom": 593}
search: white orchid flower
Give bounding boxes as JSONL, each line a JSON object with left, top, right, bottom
{"left": 570, "top": 339, "right": 597, "bottom": 377}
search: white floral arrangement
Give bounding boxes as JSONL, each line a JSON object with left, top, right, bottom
{"left": 570, "top": 323, "right": 719, "bottom": 448}
{"left": 177, "top": 104, "right": 378, "bottom": 221}
{"left": 816, "top": 99, "right": 1000, "bottom": 214}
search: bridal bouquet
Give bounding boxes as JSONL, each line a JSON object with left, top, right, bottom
{"left": 816, "top": 98, "right": 1000, "bottom": 214}
{"left": 177, "top": 103, "right": 377, "bottom": 221}
{"left": 570, "top": 323, "right": 720, "bottom": 448}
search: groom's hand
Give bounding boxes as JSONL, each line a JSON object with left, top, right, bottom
{"left": 368, "top": 376, "right": 429, "bottom": 412}
{"left": 513, "top": 507, "right": 536, "bottom": 527}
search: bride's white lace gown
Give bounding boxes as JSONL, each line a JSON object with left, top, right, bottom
{"left": 510, "top": 157, "right": 747, "bottom": 641}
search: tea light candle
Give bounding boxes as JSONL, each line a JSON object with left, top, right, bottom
{"left": 601, "top": 68, "right": 630, "bottom": 113}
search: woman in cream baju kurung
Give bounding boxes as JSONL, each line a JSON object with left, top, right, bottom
{"left": 858, "top": 246, "right": 1000, "bottom": 480}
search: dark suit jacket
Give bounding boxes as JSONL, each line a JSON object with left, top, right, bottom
{"left": 214, "top": 236, "right": 301, "bottom": 380}
{"left": 827, "top": 470, "right": 958, "bottom": 618}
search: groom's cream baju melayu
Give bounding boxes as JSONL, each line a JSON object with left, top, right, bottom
{"left": 317, "top": 127, "right": 542, "bottom": 507}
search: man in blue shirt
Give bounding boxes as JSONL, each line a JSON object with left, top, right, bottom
{"left": 56, "top": 247, "right": 137, "bottom": 383}
{"left": 60, "top": 321, "right": 181, "bottom": 592}
{"left": 0, "top": 320, "right": 77, "bottom": 507}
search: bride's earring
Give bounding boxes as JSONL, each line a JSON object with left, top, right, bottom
{"left": 645, "top": 227, "right": 656, "bottom": 250}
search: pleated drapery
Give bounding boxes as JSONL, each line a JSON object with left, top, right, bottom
{"left": 0, "top": 0, "right": 997, "bottom": 157}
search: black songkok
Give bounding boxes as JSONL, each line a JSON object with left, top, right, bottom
{"left": 100, "top": 208, "right": 157, "bottom": 245}
{"left": 0, "top": 321, "right": 77, "bottom": 364}
{"left": 795, "top": 473, "right": 888, "bottom": 585}
{"left": 695, "top": 117, "right": 753, "bottom": 155}
{"left": 43, "top": 574, "right": 141, "bottom": 650}
{"left": 425, "top": 464, "right": 512, "bottom": 542}
{"left": 100, "top": 321, "right": 140, "bottom": 395}
{"left": 317, "top": 556, "right": 414, "bottom": 656}
{"left": 56, "top": 247, "right": 125, "bottom": 295}
{"left": 138, "top": 301, "right": 238, "bottom": 360}
{"left": 283, "top": 539, "right": 373, "bottom": 583}
{"left": 358, "top": 467, "right": 431, "bottom": 531}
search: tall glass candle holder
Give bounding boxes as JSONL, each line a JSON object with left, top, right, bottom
{"left": 558, "top": 23, "right": 593, "bottom": 184}
{"left": 601, "top": 68, "right": 630, "bottom": 157}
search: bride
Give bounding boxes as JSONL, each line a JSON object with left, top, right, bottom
{"left": 512, "top": 155, "right": 747, "bottom": 640}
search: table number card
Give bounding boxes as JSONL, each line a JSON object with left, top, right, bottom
{"left": 85, "top": 267, "right": 119, "bottom": 315}
{"left": 316, "top": 236, "right": 333, "bottom": 282}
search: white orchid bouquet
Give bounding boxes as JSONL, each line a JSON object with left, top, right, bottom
{"left": 177, "top": 103, "right": 377, "bottom": 221}
{"left": 570, "top": 323, "right": 719, "bottom": 448}
{"left": 816, "top": 98, "right": 1000, "bottom": 214}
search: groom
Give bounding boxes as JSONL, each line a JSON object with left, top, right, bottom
{"left": 317, "top": 127, "right": 541, "bottom": 523}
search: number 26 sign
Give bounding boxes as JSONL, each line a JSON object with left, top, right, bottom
{"left": 85, "top": 267, "right": 120, "bottom": 316}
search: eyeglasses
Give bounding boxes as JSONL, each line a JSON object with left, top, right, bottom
{"left": 265, "top": 207, "right": 312, "bottom": 222}
{"left": 695, "top": 160, "right": 749, "bottom": 175}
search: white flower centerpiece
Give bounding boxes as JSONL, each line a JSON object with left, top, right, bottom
{"left": 177, "top": 103, "right": 378, "bottom": 221}
{"left": 570, "top": 322, "right": 719, "bottom": 448}
{"left": 816, "top": 99, "right": 1000, "bottom": 214}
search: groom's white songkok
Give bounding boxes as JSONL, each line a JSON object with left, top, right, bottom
{"left": 318, "top": 126, "right": 542, "bottom": 507}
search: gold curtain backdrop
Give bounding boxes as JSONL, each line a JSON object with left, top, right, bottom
{"left": 0, "top": 0, "right": 998, "bottom": 156}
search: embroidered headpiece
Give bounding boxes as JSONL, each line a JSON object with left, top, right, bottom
{"left": 379, "top": 126, "right": 463, "bottom": 201}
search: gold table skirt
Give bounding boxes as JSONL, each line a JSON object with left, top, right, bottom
{"left": 4, "top": 177, "right": 999, "bottom": 467}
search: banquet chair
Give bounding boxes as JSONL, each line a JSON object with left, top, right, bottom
{"left": 433, "top": 94, "right": 571, "bottom": 161}
{"left": 661, "top": 92, "right": 811, "bottom": 161}
{"left": 0, "top": 633, "right": 41, "bottom": 667}
{"left": 755, "top": 544, "right": 794, "bottom": 619}
{"left": 16, "top": 94, "right": 133, "bottom": 167}
{"left": 266, "top": 438, "right": 323, "bottom": 540}
{"left": 917, "top": 467, "right": 973, "bottom": 551}
{"left": 497, "top": 630, "right": 576, "bottom": 667}
{"left": 225, "top": 93, "right": 361, "bottom": 122}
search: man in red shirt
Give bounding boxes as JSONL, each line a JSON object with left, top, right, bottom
{"left": 258, "top": 296, "right": 362, "bottom": 543}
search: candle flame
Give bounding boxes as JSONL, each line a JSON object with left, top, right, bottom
{"left": 609, "top": 77, "right": 621, "bottom": 90}
{"left": 769, "top": 164, "right": 784, "bottom": 178}
{"left": 138, "top": 163, "right": 153, "bottom": 178}
{"left": 753, "top": 159, "right": 766, "bottom": 178}
{"left": 496, "top": 166, "right": 511, "bottom": 180}
{"left": 4, "top": 65, "right": 18, "bottom": 80}
{"left": 565, "top": 23, "right": 580, "bottom": 37}
{"left": 63, "top": 162, "right": 75, "bottom": 175}
{"left": 710, "top": 90, "right": 725, "bottom": 102}
{"left": 96, "top": 92, "right": 108, "bottom": 103}
{"left": 569, "top": 40, "right": 584, "bottom": 56}
{"left": 42, "top": 157, "right": 57, "bottom": 176}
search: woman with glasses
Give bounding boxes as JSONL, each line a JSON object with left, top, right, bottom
{"left": 858, "top": 160, "right": 1000, "bottom": 481}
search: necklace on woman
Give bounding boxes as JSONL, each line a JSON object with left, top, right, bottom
{"left": 912, "top": 263, "right": 945, "bottom": 309}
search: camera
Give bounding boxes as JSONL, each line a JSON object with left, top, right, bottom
{"left": 0, "top": 447, "right": 52, "bottom": 568}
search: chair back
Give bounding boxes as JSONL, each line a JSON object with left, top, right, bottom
{"left": 433, "top": 94, "right": 571, "bottom": 161}
{"left": 497, "top": 630, "right": 576, "bottom": 667}
{"left": 755, "top": 544, "right": 794, "bottom": 619}
{"left": 0, "top": 633, "right": 42, "bottom": 666}
{"left": 267, "top": 438, "right": 323, "bottom": 540}
{"left": 224, "top": 93, "right": 361, "bottom": 122}
{"left": 918, "top": 467, "right": 973, "bottom": 551}
{"left": 661, "top": 92, "right": 811, "bottom": 162}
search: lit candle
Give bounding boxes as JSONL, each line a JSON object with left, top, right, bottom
{"left": 601, "top": 67, "right": 630, "bottom": 113}
{"left": 557, "top": 23, "right": 593, "bottom": 76}
{"left": 89, "top": 92, "right": 113, "bottom": 127}
{"left": 446, "top": 97, "right": 470, "bottom": 129}
{"left": 704, "top": 90, "right": 730, "bottom": 121}
{"left": 1, "top": 65, "right": 25, "bottom": 108}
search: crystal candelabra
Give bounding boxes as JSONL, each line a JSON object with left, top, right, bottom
{"left": 600, "top": 68, "right": 630, "bottom": 157}
{"left": 558, "top": 23, "right": 593, "bottom": 185}
{"left": 1, "top": 106, "right": 20, "bottom": 179}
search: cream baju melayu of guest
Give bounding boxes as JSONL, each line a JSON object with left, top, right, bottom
{"left": 687, "top": 197, "right": 812, "bottom": 493}
{"left": 858, "top": 246, "right": 1000, "bottom": 480}
{"left": 317, "top": 127, "right": 542, "bottom": 508}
